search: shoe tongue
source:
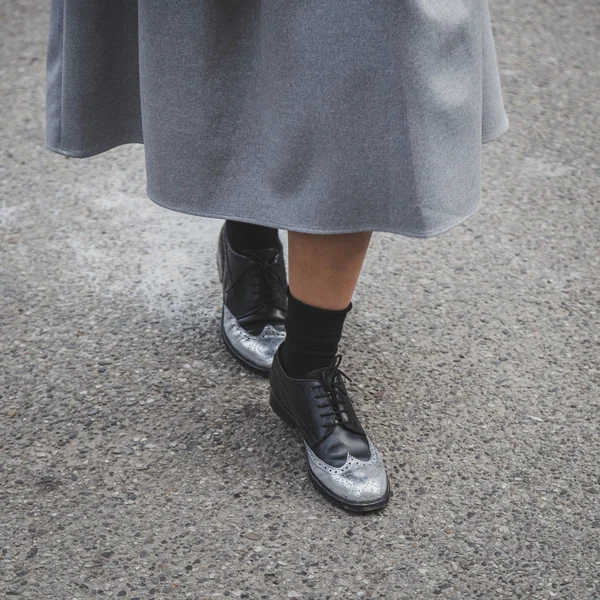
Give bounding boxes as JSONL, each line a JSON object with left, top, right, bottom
{"left": 306, "top": 364, "right": 337, "bottom": 383}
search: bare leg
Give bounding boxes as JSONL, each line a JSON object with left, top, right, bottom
{"left": 287, "top": 231, "right": 373, "bottom": 310}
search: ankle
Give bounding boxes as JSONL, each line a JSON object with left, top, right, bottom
{"left": 279, "top": 286, "right": 351, "bottom": 379}
{"left": 225, "top": 220, "right": 280, "bottom": 253}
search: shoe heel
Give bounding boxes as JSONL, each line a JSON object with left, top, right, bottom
{"left": 269, "top": 390, "right": 297, "bottom": 428}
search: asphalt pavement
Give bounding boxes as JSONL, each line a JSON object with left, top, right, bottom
{"left": 1, "top": 1, "right": 598, "bottom": 599}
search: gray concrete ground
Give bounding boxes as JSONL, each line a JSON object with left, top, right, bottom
{"left": 1, "top": 1, "right": 599, "bottom": 599}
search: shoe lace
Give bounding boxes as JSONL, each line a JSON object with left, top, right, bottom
{"left": 247, "top": 253, "right": 287, "bottom": 312}
{"left": 314, "top": 354, "right": 353, "bottom": 425}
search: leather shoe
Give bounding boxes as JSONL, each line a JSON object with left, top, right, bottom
{"left": 216, "top": 223, "right": 287, "bottom": 376}
{"left": 269, "top": 348, "right": 390, "bottom": 512}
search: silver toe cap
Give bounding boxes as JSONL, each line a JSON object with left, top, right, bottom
{"left": 306, "top": 438, "right": 388, "bottom": 505}
{"left": 222, "top": 305, "right": 285, "bottom": 371}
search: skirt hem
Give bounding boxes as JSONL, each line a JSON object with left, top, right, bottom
{"left": 144, "top": 187, "right": 484, "bottom": 239}
{"left": 46, "top": 138, "right": 144, "bottom": 159}
{"left": 46, "top": 121, "right": 507, "bottom": 238}
{"left": 482, "top": 118, "right": 510, "bottom": 145}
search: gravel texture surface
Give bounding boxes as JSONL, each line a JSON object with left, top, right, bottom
{"left": 1, "top": 1, "right": 599, "bottom": 599}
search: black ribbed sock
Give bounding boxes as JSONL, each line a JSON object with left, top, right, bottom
{"left": 225, "top": 220, "right": 280, "bottom": 253}
{"left": 279, "top": 286, "right": 352, "bottom": 379}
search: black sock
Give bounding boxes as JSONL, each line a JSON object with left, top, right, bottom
{"left": 225, "top": 220, "right": 280, "bottom": 253}
{"left": 279, "top": 286, "right": 352, "bottom": 379}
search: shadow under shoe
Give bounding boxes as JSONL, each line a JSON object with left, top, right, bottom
{"left": 217, "top": 223, "right": 287, "bottom": 376}
{"left": 269, "top": 350, "right": 390, "bottom": 512}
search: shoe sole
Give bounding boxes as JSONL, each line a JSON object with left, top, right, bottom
{"left": 269, "top": 389, "right": 391, "bottom": 513}
{"left": 217, "top": 234, "right": 271, "bottom": 378}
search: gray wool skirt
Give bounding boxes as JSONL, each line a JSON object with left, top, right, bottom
{"left": 46, "top": 0, "right": 509, "bottom": 237}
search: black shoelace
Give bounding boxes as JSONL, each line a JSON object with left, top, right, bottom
{"left": 246, "top": 253, "right": 287, "bottom": 314}
{"left": 314, "top": 354, "right": 353, "bottom": 424}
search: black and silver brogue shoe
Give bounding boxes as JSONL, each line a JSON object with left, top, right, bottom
{"left": 269, "top": 349, "right": 390, "bottom": 512}
{"left": 216, "top": 223, "right": 287, "bottom": 376}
